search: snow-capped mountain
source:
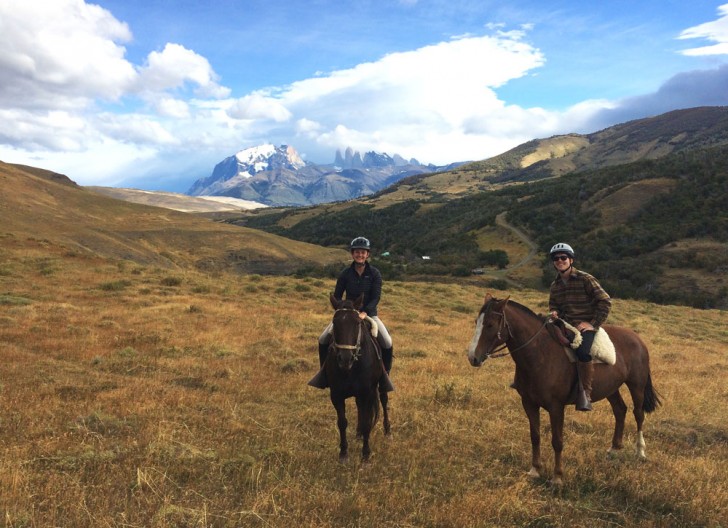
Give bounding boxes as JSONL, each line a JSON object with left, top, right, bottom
{"left": 187, "top": 144, "right": 461, "bottom": 207}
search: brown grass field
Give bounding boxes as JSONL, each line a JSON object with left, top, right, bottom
{"left": 1, "top": 237, "right": 727, "bottom": 527}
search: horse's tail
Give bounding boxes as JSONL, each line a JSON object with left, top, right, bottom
{"left": 643, "top": 372, "right": 662, "bottom": 413}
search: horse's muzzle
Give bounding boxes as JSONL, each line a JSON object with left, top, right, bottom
{"left": 337, "top": 351, "right": 357, "bottom": 371}
{"left": 468, "top": 354, "right": 485, "bottom": 367}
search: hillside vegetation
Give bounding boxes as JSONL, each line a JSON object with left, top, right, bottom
{"left": 1, "top": 241, "right": 727, "bottom": 527}
{"left": 233, "top": 143, "right": 728, "bottom": 309}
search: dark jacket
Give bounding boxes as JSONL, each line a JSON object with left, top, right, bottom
{"left": 334, "top": 261, "right": 382, "bottom": 317}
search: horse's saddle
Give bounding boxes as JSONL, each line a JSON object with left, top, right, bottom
{"left": 363, "top": 316, "right": 379, "bottom": 339}
{"left": 547, "top": 318, "right": 616, "bottom": 365}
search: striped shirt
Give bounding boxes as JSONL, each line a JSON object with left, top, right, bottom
{"left": 549, "top": 268, "right": 611, "bottom": 329}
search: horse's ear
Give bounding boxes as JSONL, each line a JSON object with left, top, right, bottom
{"left": 330, "top": 293, "right": 340, "bottom": 310}
{"left": 353, "top": 294, "right": 364, "bottom": 310}
{"left": 497, "top": 296, "right": 510, "bottom": 309}
{"left": 484, "top": 292, "right": 493, "bottom": 303}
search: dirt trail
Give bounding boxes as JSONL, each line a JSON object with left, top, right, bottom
{"left": 495, "top": 212, "right": 538, "bottom": 270}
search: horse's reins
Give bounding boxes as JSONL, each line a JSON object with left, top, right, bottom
{"left": 485, "top": 307, "right": 550, "bottom": 359}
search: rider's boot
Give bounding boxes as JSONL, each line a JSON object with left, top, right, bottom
{"left": 379, "top": 346, "right": 395, "bottom": 392}
{"left": 307, "top": 343, "right": 329, "bottom": 389}
{"left": 576, "top": 360, "right": 594, "bottom": 411}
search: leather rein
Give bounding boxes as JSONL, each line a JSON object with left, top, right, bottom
{"left": 484, "top": 306, "right": 550, "bottom": 359}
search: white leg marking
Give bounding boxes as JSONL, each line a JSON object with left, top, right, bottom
{"left": 636, "top": 431, "right": 646, "bottom": 459}
{"left": 527, "top": 466, "right": 540, "bottom": 478}
{"left": 468, "top": 314, "right": 484, "bottom": 363}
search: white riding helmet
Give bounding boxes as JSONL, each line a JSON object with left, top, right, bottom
{"left": 549, "top": 243, "right": 575, "bottom": 258}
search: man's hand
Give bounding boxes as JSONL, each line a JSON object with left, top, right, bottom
{"left": 577, "top": 322, "right": 594, "bottom": 332}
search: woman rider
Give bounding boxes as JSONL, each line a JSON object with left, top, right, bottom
{"left": 309, "top": 236, "right": 393, "bottom": 389}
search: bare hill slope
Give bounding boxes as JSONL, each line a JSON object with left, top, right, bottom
{"left": 0, "top": 162, "right": 347, "bottom": 274}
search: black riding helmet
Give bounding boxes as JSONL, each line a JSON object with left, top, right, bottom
{"left": 350, "top": 236, "right": 371, "bottom": 251}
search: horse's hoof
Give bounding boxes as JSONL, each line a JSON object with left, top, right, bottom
{"left": 607, "top": 447, "right": 623, "bottom": 458}
{"left": 549, "top": 477, "right": 564, "bottom": 487}
{"left": 527, "top": 467, "right": 540, "bottom": 479}
{"left": 339, "top": 453, "right": 348, "bottom": 463}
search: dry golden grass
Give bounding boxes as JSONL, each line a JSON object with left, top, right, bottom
{"left": 0, "top": 162, "right": 348, "bottom": 274}
{"left": 1, "top": 241, "right": 727, "bottom": 527}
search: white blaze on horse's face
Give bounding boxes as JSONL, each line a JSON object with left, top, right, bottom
{"left": 468, "top": 313, "right": 485, "bottom": 366}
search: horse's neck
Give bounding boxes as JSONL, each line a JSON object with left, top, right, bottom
{"left": 506, "top": 308, "right": 558, "bottom": 370}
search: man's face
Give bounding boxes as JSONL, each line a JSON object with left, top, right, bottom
{"left": 352, "top": 249, "right": 369, "bottom": 263}
{"left": 552, "top": 253, "right": 573, "bottom": 271}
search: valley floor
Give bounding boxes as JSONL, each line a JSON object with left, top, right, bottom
{"left": 1, "top": 248, "right": 727, "bottom": 527}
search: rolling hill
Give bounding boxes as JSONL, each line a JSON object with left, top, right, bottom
{"left": 0, "top": 162, "right": 348, "bottom": 275}
{"left": 228, "top": 107, "right": 728, "bottom": 309}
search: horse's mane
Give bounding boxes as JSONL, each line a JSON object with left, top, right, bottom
{"left": 487, "top": 296, "right": 547, "bottom": 322}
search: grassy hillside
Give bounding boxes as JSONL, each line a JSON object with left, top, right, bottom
{"left": 0, "top": 162, "right": 348, "bottom": 274}
{"left": 233, "top": 144, "right": 728, "bottom": 308}
{"left": 1, "top": 246, "right": 726, "bottom": 526}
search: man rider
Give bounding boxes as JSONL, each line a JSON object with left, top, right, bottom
{"left": 548, "top": 242, "right": 611, "bottom": 411}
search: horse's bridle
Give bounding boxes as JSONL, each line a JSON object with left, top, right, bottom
{"left": 331, "top": 308, "right": 363, "bottom": 362}
{"left": 482, "top": 306, "right": 549, "bottom": 359}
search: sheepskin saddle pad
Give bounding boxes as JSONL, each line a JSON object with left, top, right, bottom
{"left": 560, "top": 320, "right": 616, "bottom": 365}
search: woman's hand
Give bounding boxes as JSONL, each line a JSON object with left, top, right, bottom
{"left": 358, "top": 311, "right": 367, "bottom": 320}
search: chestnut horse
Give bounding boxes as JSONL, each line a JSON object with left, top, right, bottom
{"left": 467, "top": 294, "right": 661, "bottom": 484}
{"left": 323, "top": 294, "right": 391, "bottom": 461}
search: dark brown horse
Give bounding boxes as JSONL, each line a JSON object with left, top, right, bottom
{"left": 323, "top": 294, "right": 391, "bottom": 461}
{"left": 467, "top": 293, "right": 661, "bottom": 484}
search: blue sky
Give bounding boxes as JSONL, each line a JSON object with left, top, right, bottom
{"left": 1, "top": 0, "right": 728, "bottom": 192}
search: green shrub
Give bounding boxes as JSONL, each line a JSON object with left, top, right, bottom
{"left": 99, "top": 280, "right": 132, "bottom": 291}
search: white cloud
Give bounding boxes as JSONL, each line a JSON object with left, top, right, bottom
{"left": 0, "top": 0, "right": 135, "bottom": 108}
{"left": 678, "top": 3, "right": 728, "bottom": 56}
{"left": 0, "top": 0, "right": 231, "bottom": 150}
{"left": 136, "top": 43, "right": 230, "bottom": 99}
{"left": 244, "top": 33, "right": 552, "bottom": 164}
{"left": 226, "top": 93, "right": 292, "bottom": 122}
{"left": 154, "top": 98, "right": 191, "bottom": 118}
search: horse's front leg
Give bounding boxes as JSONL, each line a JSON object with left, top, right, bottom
{"left": 521, "top": 397, "right": 542, "bottom": 479}
{"left": 380, "top": 389, "right": 391, "bottom": 435}
{"left": 355, "top": 394, "right": 373, "bottom": 461}
{"left": 331, "top": 394, "right": 348, "bottom": 461}
{"left": 547, "top": 406, "right": 565, "bottom": 485}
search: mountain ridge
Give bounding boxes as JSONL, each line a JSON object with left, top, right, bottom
{"left": 188, "top": 144, "right": 464, "bottom": 207}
